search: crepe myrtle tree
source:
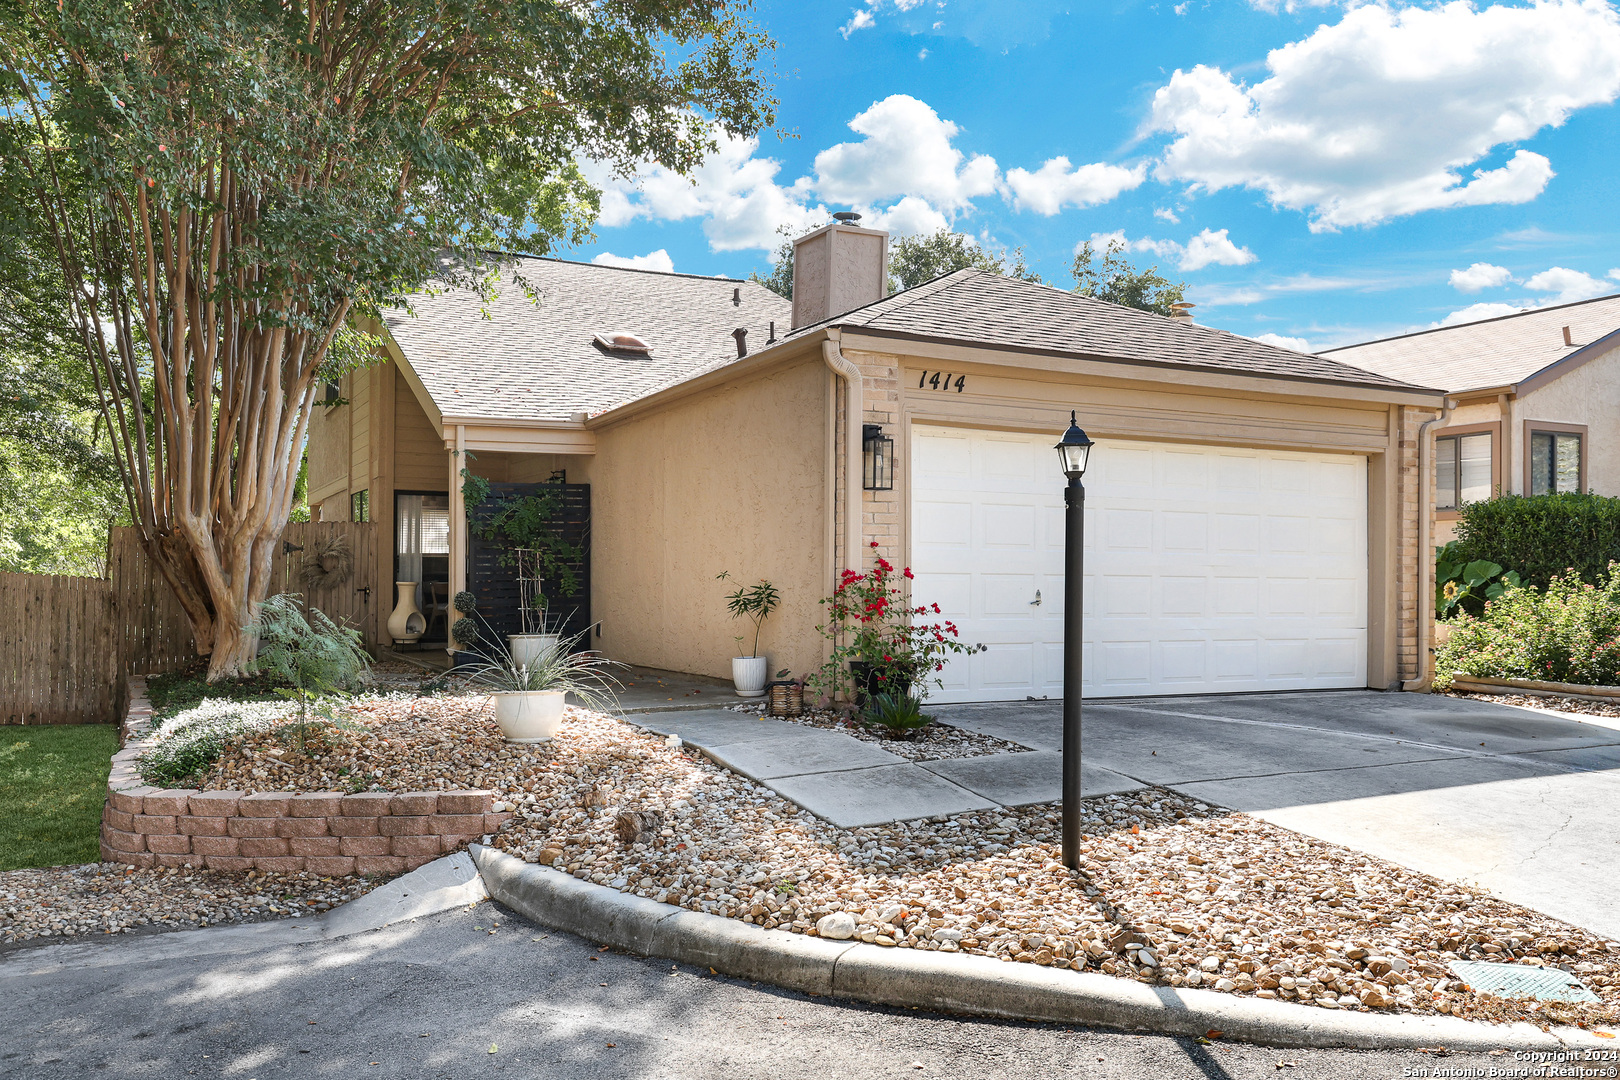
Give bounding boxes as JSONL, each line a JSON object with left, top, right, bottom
{"left": 0, "top": 0, "right": 776, "bottom": 679}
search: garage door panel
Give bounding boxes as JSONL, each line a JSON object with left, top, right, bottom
{"left": 911, "top": 427, "right": 1368, "bottom": 702}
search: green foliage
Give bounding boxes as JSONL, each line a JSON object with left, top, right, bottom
{"left": 1070, "top": 238, "right": 1188, "bottom": 315}
{"left": 1434, "top": 540, "right": 1522, "bottom": 619}
{"left": 1451, "top": 493, "right": 1620, "bottom": 590}
{"left": 749, "top": 228, "right": 794, "bottom": 300}
{"left": 249, "top": 594, "right": 372, "bottom": 698}
{"left": 0, "top": 0, "right": 775, "bottom": 676}
{"left": 136, "top": 699, "right": 299, "bottom": 787}
{"left": 888, "top": 228, "right": 1043, "bottom": 293}
{"left": 462, "top": 471, "right": 582, "bottom": 599}
{"left": 288, "top": 454, "right": 311, "bottom": 524}
{"left": 861, "top": 692, "right": 932, "bottom": 735}
{"left": 145, "top": 663, "right": 289, "bottom": 719}
{"left": 451, "top": 616, "right": 481, "bottom": 647}
{"left": 453, "top": 591, "right": 479, "bottom": 615}
{"left": 1434, "top": 564, "right": 1620, "bottom": 689}
{"left": 463, "top": 628, "right": 622, "bottom": 711}
{"left": 717, "top": 572, "right": 780, "bottom": 657}
{"left": 0, "top": 723, "right": 118, "bottom": 870}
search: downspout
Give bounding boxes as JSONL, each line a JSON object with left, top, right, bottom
{"left": 822, "top": 333, "right": 863, "bottom": 573}
{"left": 1403, "top": 398, "right": 1455, "bottom": 692}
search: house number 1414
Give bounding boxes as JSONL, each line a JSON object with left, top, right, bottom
{"left": 918, "top": 370, "right": 966, "bottom": 393}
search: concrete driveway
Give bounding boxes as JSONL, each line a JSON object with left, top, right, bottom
{"left": 935, "top": 691, "right": 1620, "bottom": 942}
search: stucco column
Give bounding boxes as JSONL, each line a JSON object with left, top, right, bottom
{"left": 448, "top": 425, "right": 467, "bottom": 653}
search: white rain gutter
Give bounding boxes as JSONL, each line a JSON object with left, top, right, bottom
{"left": 822, "top": 333, "right": 863, "bottom": 572}
{"left": 1403, "top": 397, "right": 1455, "bottom": 692}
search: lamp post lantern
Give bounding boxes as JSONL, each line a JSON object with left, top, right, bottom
{"left": 1056, "top": 411, "right": 1094, "bottom": 870}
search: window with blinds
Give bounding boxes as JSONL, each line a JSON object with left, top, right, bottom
{"left": 1436, "top": 432, "right": 1491, "bottom": 510}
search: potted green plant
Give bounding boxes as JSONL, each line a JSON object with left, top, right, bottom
{"left": 461, "top": 469, "right": 581, "bottom": 666}
{"left": 718, "top": 573, "right": 780, "bottom": 698}
{"left": 463, "top": 628, "right": 622, "bottom": 743}
{"left": 449, "top": 591, "right": 484, "bottom": 667}
{"left": 862, "top": 692, "right": 933, "bottom": 738}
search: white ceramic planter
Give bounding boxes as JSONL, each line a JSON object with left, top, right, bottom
{"left": 387, "top": 581, "right": 426, "bottom": 644}
{"left": 491, "top": 689, "right": 566, "bottom": 743}
{"left": 509, "top": 633, "right": 562, "bottom": 668}
{"left": 731, "top": 655, "right": 769, "bottom": 698}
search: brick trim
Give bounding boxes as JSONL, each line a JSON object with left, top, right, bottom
{"left": 101, "top": 677, "right": 512, "bottom": 874}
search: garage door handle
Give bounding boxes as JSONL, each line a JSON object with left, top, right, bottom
{"left": 1031, "top": 590, "right": 1042, "bottom": 606}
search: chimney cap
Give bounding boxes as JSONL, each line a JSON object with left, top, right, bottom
{"left": 832, "top": 211, "right": 863, "bottom": 223}
{"left": 1169, "top": 302, "right": 1196, "bottom": 323}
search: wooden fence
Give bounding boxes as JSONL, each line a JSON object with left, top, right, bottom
{"left": 1, "top": 522, "right": 377, "bottom": 725}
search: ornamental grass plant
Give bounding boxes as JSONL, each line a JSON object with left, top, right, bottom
{"left": 1435, "top": 562, "right": 1620, "bottom": 689}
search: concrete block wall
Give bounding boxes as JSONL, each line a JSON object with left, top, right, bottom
{"left": 102, "top": 679, "right": 512, "bottom": 874}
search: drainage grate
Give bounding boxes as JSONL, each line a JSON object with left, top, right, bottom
{"left": 1449, "top": 960, "right": 1599, "bottom": 1004}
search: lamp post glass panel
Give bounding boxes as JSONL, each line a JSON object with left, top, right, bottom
{"left": 1056, "top": 412, "right": 1094, "bottom": 869}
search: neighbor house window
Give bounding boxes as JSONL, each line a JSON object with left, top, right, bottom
{"left": 1529, "top": 430, "right": 1583, "bottom": 495}
{"left": 350, "top": 489, "right": 370, "bottom": 522}
{"left": 1436, "top": 432, "right": 1492, "bottom": 510}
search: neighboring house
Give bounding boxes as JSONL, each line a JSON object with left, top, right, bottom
{"left": 1322, "top": 295, "right": 1620, "bottom": 543}
{"left": 307, "top": 220, "right": 1444, "bottom": 703}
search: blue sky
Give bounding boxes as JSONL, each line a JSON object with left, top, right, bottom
{"left": 571, "top": 0, "right": 1620, "bottom": 351}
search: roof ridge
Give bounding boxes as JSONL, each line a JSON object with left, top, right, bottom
{"left": 1323, "top": 291, "right": 1620, "bottom": 353}
{"left": 481, "top": 249, "right": 756, "bottom": 284}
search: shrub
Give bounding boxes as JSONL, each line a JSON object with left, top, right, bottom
{"left": 1452, "top": 493, "right": 1620, "bottom": 589}
{"left": 1434, "top": 563, "right": 1620, "bottom": 689}
{"left": 137, "top": 699, "right": 298, "bottom": 787}
{"left": 862, "top": 692, "right": 932, "bottom": 736}
{"left": 1434, "top": 540, "right": 1521, "bottom": 619}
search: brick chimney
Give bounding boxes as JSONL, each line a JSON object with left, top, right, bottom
{"left": 790, "top": 214, "right": 889, "bottom": 329}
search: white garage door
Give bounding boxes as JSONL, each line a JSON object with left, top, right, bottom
{"left": 910, "top": 426, "right": 1368, "bottom": 703}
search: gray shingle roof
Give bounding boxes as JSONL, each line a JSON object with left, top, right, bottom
{"left": 793, "top": 269, "right": 1434, "bottom": 392}
{"left": 1320, "top": 294, "right": 1620, "bottom": 393}
{"left": 384, "top": 256, "right": 792, "bottom": 423}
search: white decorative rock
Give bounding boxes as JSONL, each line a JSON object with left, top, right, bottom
{"left": 816, "top": 912, "right": 857, "bottom": 940}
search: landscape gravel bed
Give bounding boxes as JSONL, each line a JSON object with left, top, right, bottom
{"left": 723, "top": 701, "right": 1027, "bottom": 761}
{"left": 1447, "top": 690, "right": 1620, "bottom": 720}
{"left": 0, "top": 863, "right": 378, "bottom": 948}
{"left": 140, "top": 691, "right": 1620, "bottom": 1028}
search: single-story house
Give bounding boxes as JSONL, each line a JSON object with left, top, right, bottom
{"left": 306, "top": 220, "right": 1445, "bottom": 702}
{"left": 1322, "top": 294, "right": 1620, "bottom": 543}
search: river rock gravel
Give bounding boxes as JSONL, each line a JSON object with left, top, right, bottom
{"left": 144, "top": 690, "right": 1620, "bottom": 1029}
{"left": 724, "top": 702, "right": 1026, "bottom": 761}
{"left": 0, "top": 863, "right": 378, "bottom": 949}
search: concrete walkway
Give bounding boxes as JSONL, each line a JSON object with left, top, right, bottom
{"left": 633, "top": 710, "right": 1143, "bottom": 827}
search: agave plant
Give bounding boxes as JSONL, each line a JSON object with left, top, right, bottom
{"left": 462, "top": 628, "right": 623, "bottom": 713}
{"left": 862, "top": 692, "right": 933, "bottom": 737}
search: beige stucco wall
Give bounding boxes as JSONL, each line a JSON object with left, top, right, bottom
{"left": 1513, "top": 341, "right": 1620, "bottom": 497}
{"left": 829, "top": 339, "right": 1433, "bottom": 689}
{"left": 589, "top": 356, "right": 829, "bottom": 681}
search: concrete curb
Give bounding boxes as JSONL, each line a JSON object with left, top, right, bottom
{"left": 470, "top": 846, "right": 1611, "bottom": 1052}
{"left": 0, "top": 851, "right": 487, "bottom": 978}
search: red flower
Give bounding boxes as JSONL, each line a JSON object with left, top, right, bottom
{"left": 870, "top": 540, "right": 880, "bottom": 548}
{"left": 932, "top": 603, "right": 941, "bottom": 613}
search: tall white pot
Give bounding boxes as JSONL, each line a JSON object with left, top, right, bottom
{"left": 491, "top": 690, "right": 566, "bottom": 743}
{"left": 731, "top": 655, "right": 769, "bottom": 698}
{"left": 509, "top": 633, "right": 562, "bottom": 668}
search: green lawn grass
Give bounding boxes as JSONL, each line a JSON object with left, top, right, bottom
{"left": 0, "top": 724, "right": 119, "bottom": 871}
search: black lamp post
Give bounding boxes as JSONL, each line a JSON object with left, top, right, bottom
{"left": 1055, "top": 411, "right": 1094, "bottom": 870}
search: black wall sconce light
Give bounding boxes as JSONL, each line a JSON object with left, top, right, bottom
{"left": 862, "top": 424, "right": 894, "bottom": 491}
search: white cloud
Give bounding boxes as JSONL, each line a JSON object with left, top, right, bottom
{"left": 1248, "top": 0, "right": 1339, "bottom": 12}
{"left": 580, "top": 132, "right": 827, "bottom": 252}
{"left": 1004, "top": 157, "right": 1147, "bottom": 215}
{"left": 591, "top": 249, "right": 676, "bottom": 274}
{"left": 1181, "top": 228, "right": 1257, "bottom": 271}
{"left": 1081, "top": 227, "right": 1254, "bottom": 273}
{"left": 840, "top": 8, "right": 875, "bottom": 38}
{"left": 1611, "top": 268, "right": 1620, "bottom": 281}
{"left": 1449, "top": 262, "right": 1514, "bottom": 293}
{"left": 1153, "top": 207, "right": 1181, "bottom": 224}
{"left": 1524, "top": 266, "right": 1613, "bottom": 304}
{"left": 860, "top": 196, "right": 950, "bottom": 237}
{"left": 1252, "top": 332, "right": 1314, "bottom": 352}
{"left": 814, "top": 96, "right": 1001, "bottom": 212}
{"left": 1439, "top": 302, "right": 1525, "bottom": 326}
{"left": 1149, "top": 0, "right": 1620, "bottom": 231}
{"left": 918, "top": 47, "right": 929, "bottom": 60}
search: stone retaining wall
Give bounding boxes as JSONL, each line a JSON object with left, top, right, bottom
{"left": 101, "top": 678, "right": 512, "bottom": 874}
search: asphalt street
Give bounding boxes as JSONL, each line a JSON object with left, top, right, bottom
{"left": 2, "top": 902, "right": 1510, "bottom": 1080}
